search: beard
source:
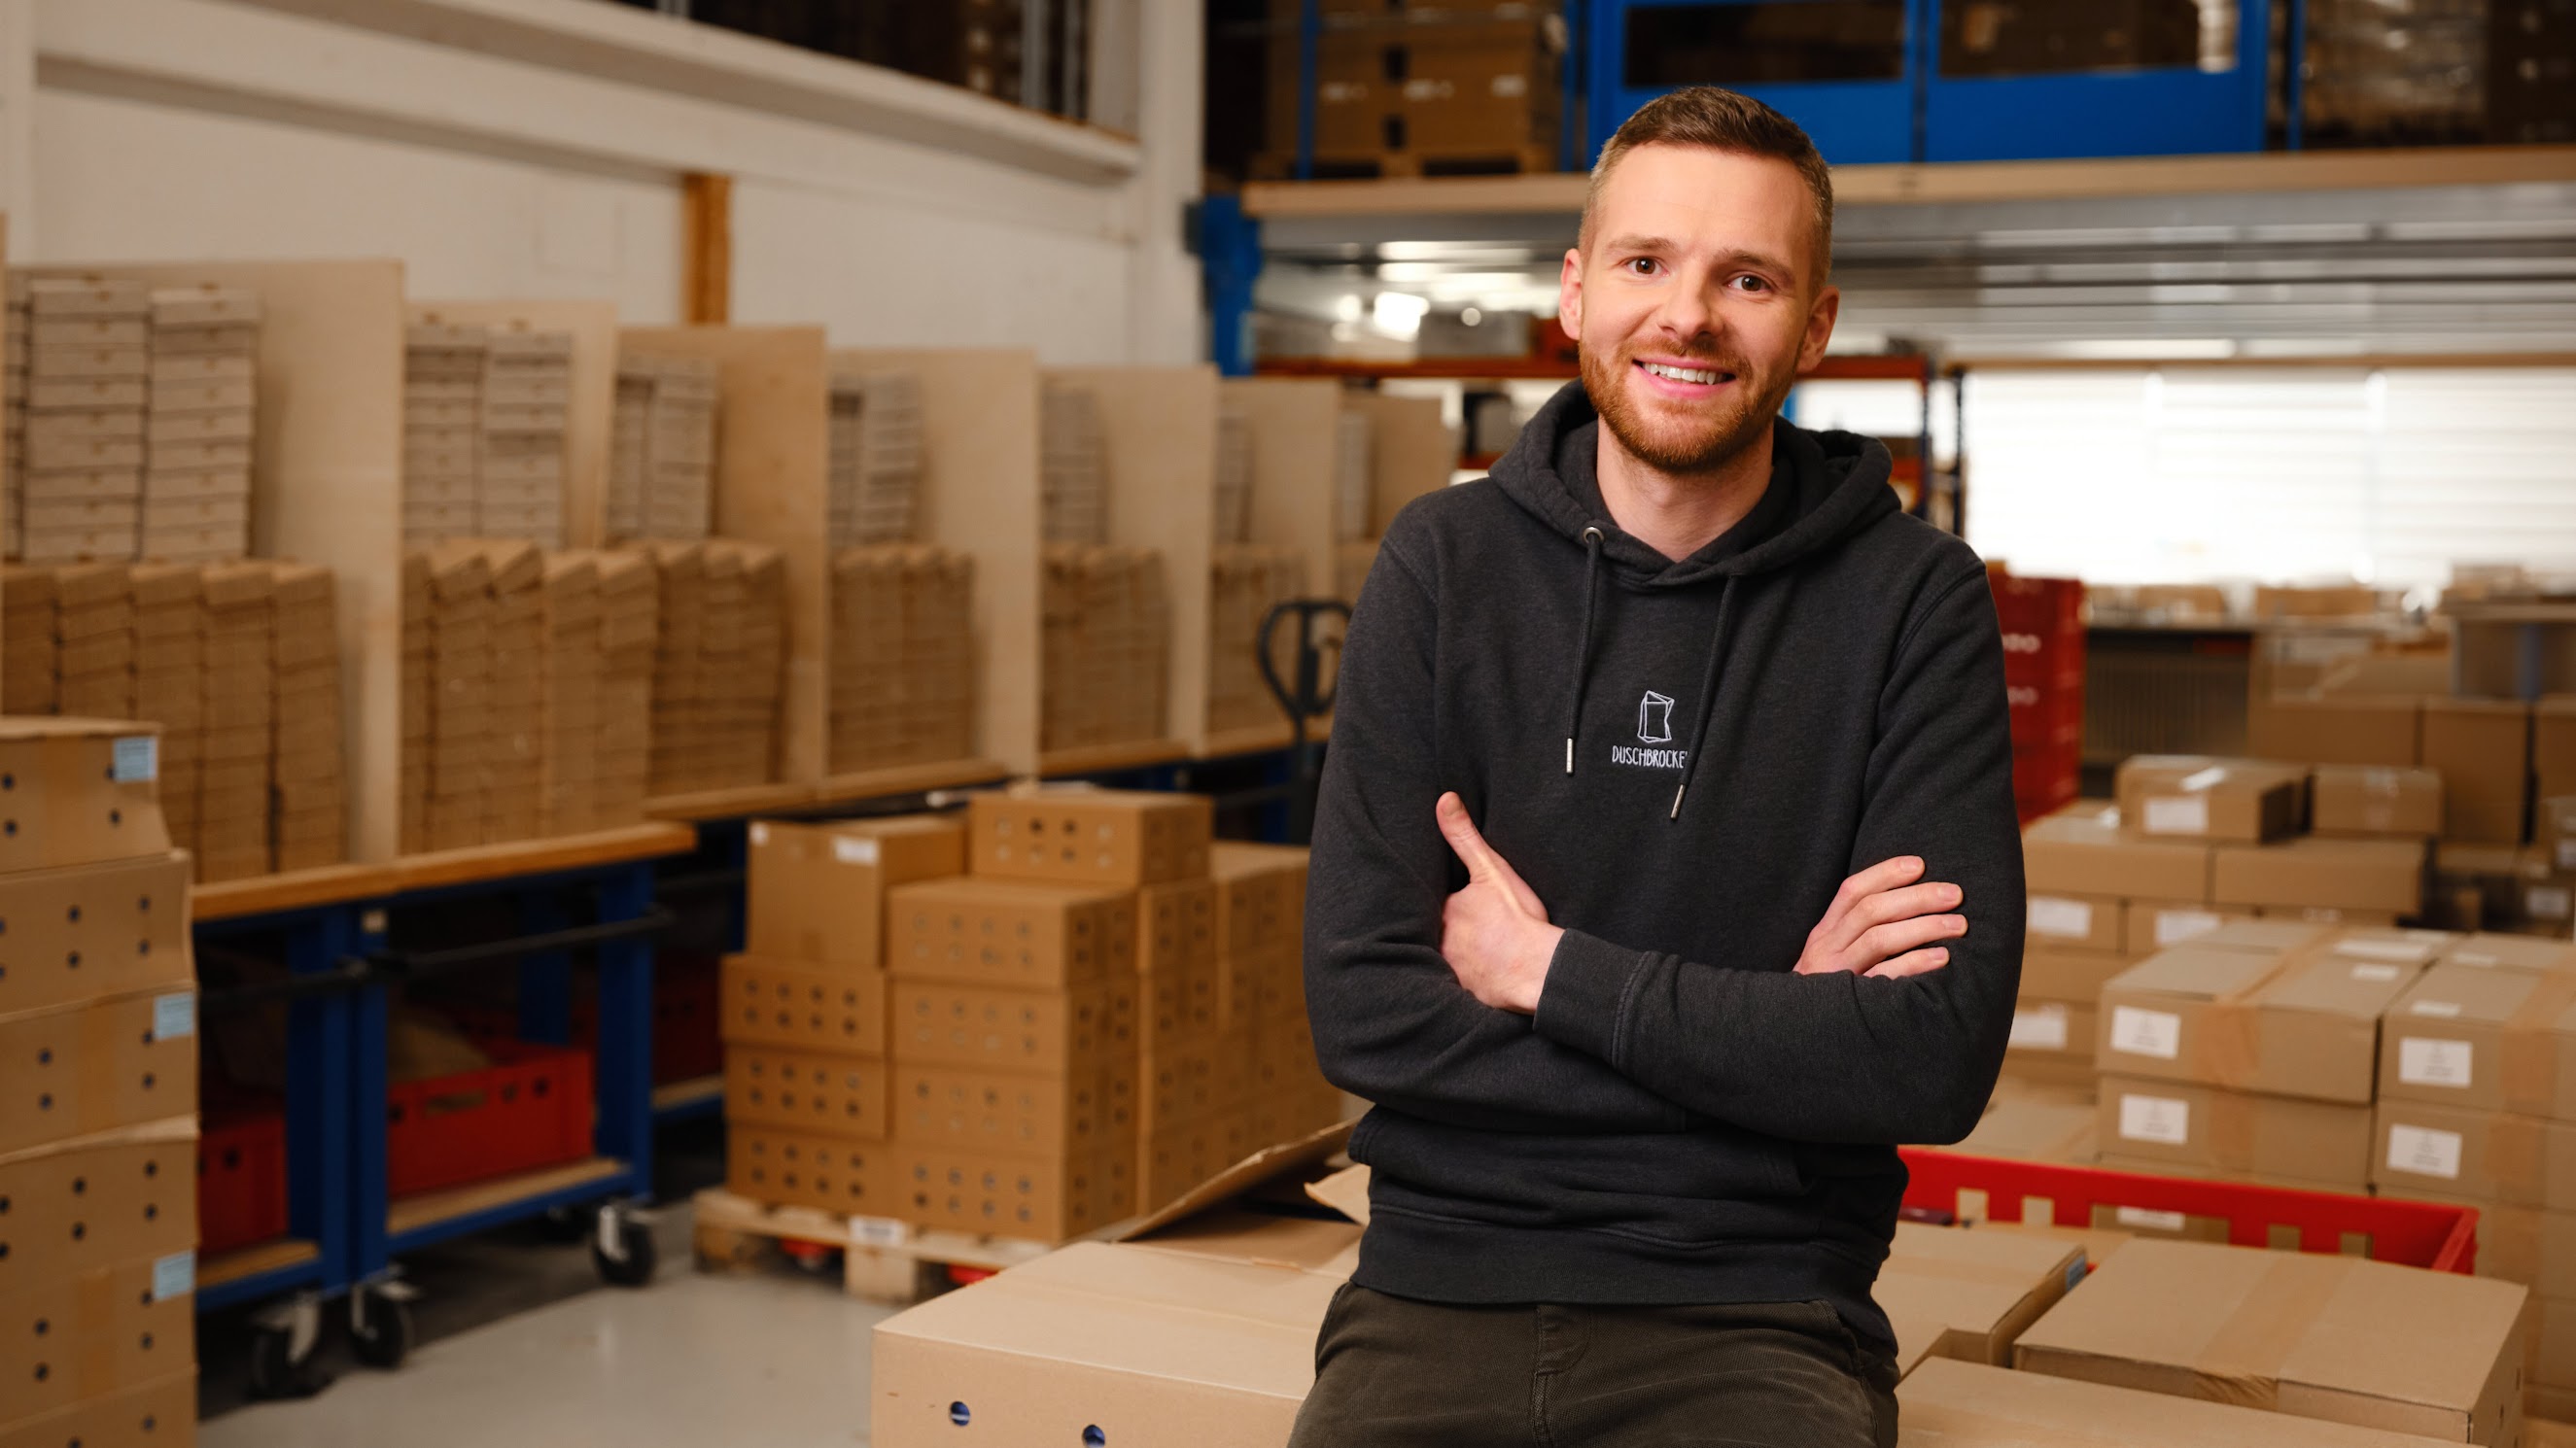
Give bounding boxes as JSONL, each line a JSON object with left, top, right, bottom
{"left": 1580, "top": 338, "right": 1796, "bottom": 474}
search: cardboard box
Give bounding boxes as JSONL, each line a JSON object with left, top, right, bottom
{"left": 2232, "top": 943, "right": 2431, "bottom": 1103}
{"left": 0, "top": 719, "right": 170, "bottom": 874}
{"left": 2540, "top": 697, "right": 2576, "bottom": 803}
{"left": 891, "top": 1063, "right": 1135, "bottom": 1159}
{"left": 1134, "top": 878, "right": 1218, "bottom": 982}
{"left": 2024, "top": 811, "right": 2211, "bottom": 900}
{"left": 0, "top": 1119, "right": 196, "bottom": 1298}
{"left": 1210, "top": 841, "right": 1309, "bottom": 958}
{"left": 2012, "top": 1237, "right": 2526, "bottom": 1443}
{"left": 886, "top": 878, "right": 1139, "bottom": 990}
{"left": 2027, "top": 892, "right": 2124, "bottom": 953}
{"left": 2422, "top": 699, "right": 2533, "bottom": 845}
{"left": 0, "top": 988, "right": 197, "bottom": 1155}
{"left": 2020, "top": 946, "right": 2141, "bottom": 1003}
{"left": 2115, "top": 756, "right": 2303, "bottom": 843}
{"left": 745, "top": 814, "right": 966, "bottom": 970}
{"left": 2250, "top": 694, "right": 2423, "bottom": 768}
{"left": 723, "top": 1045, "right": 890, "bottom": 1141}
{"left": 2449, "top": 934, "right": 2576, "bottom": 973}
{"left": 0, "top": 853, "right": 193, "bottom": 1019}
{"left": 2096, "top": 1076, "right": 2373, "bottom": 1189}
{"left": 2212, "top": 837, "right": 2428, "bottom": 914}
{"left": 888, "top": 1144, "right": 1134, "bottom": 1242}
{"left": 2096, "top": 943, "right": 2296, "bottom": 1087}
{"left": 968, "top": 788, "right": 1214, "bottom": 888}
{"left": 2379, "top": 964, "right": 2576, "bottom": 1117}
{"left": 1901, "top": 1357, "right": 2481, "bottom": 1447}
{"left": 889, "top": 981, "right": 1137, "bottom": 1076}
{"left": 2315, "top": 764, "right": 2446, "bottom": 838}
{"left": 2006, "top": 997, "right": 2095, "bottom": 1066}
{"left": 2380, "top": 1195, "right": 2576, "bottom": 1302}
{"left": 1874, "top": 1221, "right": 2086, "bottom": 1366}
{"left": 2120, "top": 900, "right": 2253, "bottom": 956}
{"left": 2373, "top": 1098, "right": 2576, "bottom": 1208}
{"left": 0, "top": 1370, "right": 195, "bottom": 1448}
{"left": 1959, "top": 1089, "right": 2099, "bottom": 1163}
{"left": 0, "top": 1256, "right": 194, "bottom": 1429}
{"left": 724, "top": 1124, "right": 900, "bottom": 1219}
{"left": 718, "top": 954, "right": 888, "bottom": 1057}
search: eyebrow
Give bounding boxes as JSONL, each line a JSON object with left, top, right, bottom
{"left": 1599, "top": 236, "right": 1798, "bottom": 280}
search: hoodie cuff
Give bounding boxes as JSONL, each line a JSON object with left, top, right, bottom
{"left": 1534, "top": 929, "right": 1647, "bottom": 1068}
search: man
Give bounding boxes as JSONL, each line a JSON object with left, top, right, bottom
{"left": 1295, "top": 86, "right": 2023, "bottom": 1448}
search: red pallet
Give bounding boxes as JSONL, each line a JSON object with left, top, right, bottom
{"left": 388, "top": 1041, "right": 594, "bottom": 1199}
{"left": 1900, "top": 1149, "right": 2478, "bottom": 1273}
{"left": 198, "top": 1106, "right": 289, "bottom": 1256}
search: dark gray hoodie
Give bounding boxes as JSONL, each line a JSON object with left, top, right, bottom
{"left": 1303, "top": 380, "right": 2025, "bottom": 1356}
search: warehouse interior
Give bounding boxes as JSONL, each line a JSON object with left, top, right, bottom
{"left": 5, "top": 1, "right": 2576, "bottom": 1445}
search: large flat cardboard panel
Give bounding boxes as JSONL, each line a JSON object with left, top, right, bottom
{"left": 409, "top": 299, "right": 618, "bottom": 547}
{"left": 1901, "top": 1359, "right": 2472, "bottom": 1447}
{"left": 1341, "top": 391, "right": 1456, "bottom": 535}
{"left": 836, "top": 348, "right": 1041, "bottom": 776}
{"left": 2012, "top": 1238, "right": 2526, "bottom": 1443}
{"left": 1047, "top": 365, "right": 1219, "bottom": 754}
{"left": 1876, "top": 1221, "right": 2086, "bottom": 1365}
{"left": 622, "top": 326, "right": 829, "bottom": 783}
{"left": 28, "top": 259, "right": 404, "bottom": 860}
{"left": 1218, "top": 378, "right": 1340, "bottom": 618}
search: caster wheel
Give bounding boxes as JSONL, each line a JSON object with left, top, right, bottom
{"left": 593, "top": 1214, "right": 658, "bottom": 1288}
{"left": 349, "top": 1288, "right": 415, "bottom": 1370}
{"left": 247, "top": 1324, "right": 324, "bottom": 1400}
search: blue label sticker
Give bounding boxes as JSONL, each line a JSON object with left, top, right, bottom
{"left": 111, "top": 735, "right": 158, "bottom": 782}
{"left": 153, "top": 1251, "right": 196, "bottom": 1301}
{"left": 2066, "top": 1257, "right": 2087, "bottom": 1292}
{"left": 154, "top": 992, "right": 197, "bottom": 1041}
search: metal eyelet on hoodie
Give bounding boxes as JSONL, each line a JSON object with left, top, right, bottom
{"left": 1565, "top": 526, "right": 1606, "bottom": 776}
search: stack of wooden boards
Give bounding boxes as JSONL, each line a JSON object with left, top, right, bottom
{"left": 0, "top": 559, "right": 344, "bottom": 881}
{"left": 718, "top": 789, "right": 1338, "bottom": 1248}
{"left": 0, "top": 718, "right": 202, "bottom": 1448}
{"left": 3, "top": 274, "right": 261, "bottom": 566}
{"left": 636, "top": 537, "right": 785, "bottom": 797}
{"left": 400, "top": 322, "right": 574, "bottom": 547}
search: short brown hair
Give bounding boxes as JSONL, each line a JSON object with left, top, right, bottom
{"left": 1580, "top": 86, "right": 1835, "bottom": 283}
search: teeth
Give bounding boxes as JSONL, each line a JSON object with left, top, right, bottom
{"left": 1644, "top": 362, "right": 1724, "bottom": 384}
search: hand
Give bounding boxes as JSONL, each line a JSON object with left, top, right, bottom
{"left": 1434, "top": 792, "right": 1564, "bottom": 1015}
{"left": 1796, "top": 856, "right": 1965, "bottom": 980}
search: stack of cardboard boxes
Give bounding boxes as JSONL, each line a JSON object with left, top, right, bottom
{"left": 607, "top": 353, "right": 719, "bottom": 542}
{"left": 3, "top": 279, "right": 22, "bottom": 557}
{"left": 1040, "top": 545, "right": 1170, "bottom": 754}
{"left": 1205, "top": 545, "right": 1305, "bottom": 737}
{"left": 0, "top": 718, "right": 201, "bottom": 1448}
{"left": 826, "top": 366, "right": 923, "bottom": 548}
{"left": 268, "top": 563, "right": 345, "bottom": 872}
{"left": 1212, "top": 842, "right": 1338, "bottom": 1170}
{"left": 536, "top": 553, "right": 601, "bottom": 837}
{"left": 416, "top": 543, "right": 493, "bottom": 852}
{"left": 1038, "top": 383, "right": 1108, "bottom": 547}
{"left": 134, "top": 564, "right": 203, "bottom": 854}
{"left": 477, "top": 328, "right": 573, "bottom": 547}
{"left": 18, "top": 278, "right": 150, "bottom": 565}
{"left": 635, "top": 538, "right": 786, "bottom": 797}
{"left": 1256, "top": 0, "right": 1563, "bottom": 177}
{"left": 483, "top": 540, "right": 545, "bottom": 844}
{"left": 55, "top": 562, "right": 137, "bottom": 721}
{"left": 141, "top": 285, "right": 259, "bottom": 563}
{"left": 1, "top": 566, "right": 55, "bottom": 709}
{"left": 199, "top": 562, "right": 277, "bottom": 881}
{"left": 828, "top": 544, "right": 977, "bottom": 774}
{"left": 595, "top": 550, "right": 658, "bottom": 823}
{"left": 401, "top": 321, "right": 485, "bottom": 545}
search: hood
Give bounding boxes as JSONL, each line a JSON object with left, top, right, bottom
{"left": 1487, "top": 378, "right": 1899, "bottom": 588}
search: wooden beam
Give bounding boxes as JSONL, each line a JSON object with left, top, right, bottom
{"left": 1241, "top": 145, "right": 2576, "bottom": 221}
{"left": 682, "top": 172, "right": 732, "bottom": 325}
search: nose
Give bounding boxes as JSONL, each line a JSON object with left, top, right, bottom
{"left": 1652, "top": 266, "right": 1718, "bottom": 349}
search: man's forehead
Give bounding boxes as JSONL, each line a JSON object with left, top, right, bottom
{"left": 1589, "top": 145, "right": 1823, "bottom": 267}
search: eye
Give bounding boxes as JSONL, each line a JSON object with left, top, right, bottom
{"left": 1623, "top": 257, "right": 1660, "bottom": 276}
{"left": 1730, "top": 274, "right": 1772, "bottom": 293}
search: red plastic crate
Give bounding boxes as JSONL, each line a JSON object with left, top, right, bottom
{"left": 1900, "top": 1149, "right": 2477, "bottom": 1273}
{"left": 388, "top": 1041, "right": 594, "bottom": 1199}
{"left": 437, "top": 961, "right": 721, "bottom": 1086}
{"left": 1989, "top": 571, "right": 2084, "bottom": 635}
{"left": 197, "top": 1106, "right": 289, "bottom": 1256}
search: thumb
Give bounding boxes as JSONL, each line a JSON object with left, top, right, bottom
{"left": 1436, "top": 792, "right": 1501, "bottom": 882}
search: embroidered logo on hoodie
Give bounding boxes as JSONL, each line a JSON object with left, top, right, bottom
{"left": 1613, "top": 691, "right": 1688, "bottom": 770}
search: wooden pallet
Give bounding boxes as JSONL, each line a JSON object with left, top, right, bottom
{"left": 689, "top": 1187, "right": 1058, "bottom": 1304}
{"left": 1250, "top": 143, "right": 1558, "bottom": 182}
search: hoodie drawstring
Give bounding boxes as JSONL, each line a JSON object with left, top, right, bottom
{"left": 1563, "top": 526, "right": 1606, "bottom": 775}
{"left": 1670, "top": 577, "right": 1739, "bottom": 820}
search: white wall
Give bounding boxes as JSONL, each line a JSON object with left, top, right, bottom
{"left": 6, "top": 0, "right": 1202, "bottom": 363}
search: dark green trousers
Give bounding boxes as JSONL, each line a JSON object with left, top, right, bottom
{"left": 1287, "top": 1286, "right": 1900, "bottom": 1448}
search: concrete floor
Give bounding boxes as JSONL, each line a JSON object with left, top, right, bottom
{"left": 198, "top": 1198, "right": 897, "bottom": 1448}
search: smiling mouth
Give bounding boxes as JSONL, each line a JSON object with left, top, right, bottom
{"left": 1637, "top": 361, "right": 1736, "bottom": 385}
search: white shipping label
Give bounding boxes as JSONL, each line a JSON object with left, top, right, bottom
{"left": 152, "top": 1251, "right": 196, "bottom": 1301}
{"left": 748, "top": 822, "right": 770, "bottom": 846}
{"left": 152, "top": 992, "right": 196, "bottom": 1041}
{"left": 2349, "top": 963, "right": 2404, "bottom": 983}
{"left": 2109, "top": 1006, "right": 2182, "bottom": 1060}
{"left": 2409, "top": 1000, "right": 2464, "bottom": 1018}
{"left": 2118, "top": 1093, "right": 2191, "bottom": 1146}
{"left": 2155, "top": 910, "right": 2222, "bottom": 947}
{"left": 2115, "top": 1206, "right": 2189, "bottom": 1232}
{"left": 2397, "top": 1037, "right": 2475, "bottom": 1088}
{"left": 831, "top": 836, "right": 881, "bottom": 866}
{"left": 2009, "top": 1004, "right": 2071, "bottom": 1052}
{"left": 2177, "top": 767, "right": 2229, "bottom": 793}
{"left": 2528, "top": 886, "right": 2573, "bottom": 921}
{"left": 2338, "top": 938, "right": 2435, "bottom": 963}
{"left": 2027, "top": 897, "right": 2095, "bottom": 940}
{"left": 2454, "top": 950, "right": 2502, "bottom": 967}
{"left": 2386, "top": 1124, "right": 2464, "bottom": 1180}
{"left": 2142, "top": 796, "right": 2210, "bottom": 836}
{"left": 2559, "top": 841, "right": 2576, "bottom": 871}
{"left": 111, "top": 734, "right": 158, "bottom": 781}
{"left": 849, "top": 1215, "right": 909, "bottom": 1247}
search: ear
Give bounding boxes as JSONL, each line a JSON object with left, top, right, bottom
{"left": 1557, "top": 247, "right": 1584, "bottom": 341}
{"left": 1796, "top": 284, "right": 1840, "bottom": 374}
